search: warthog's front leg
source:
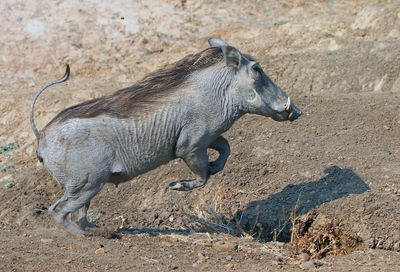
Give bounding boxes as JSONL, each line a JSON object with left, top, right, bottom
{"left": 169, "top": 150, "right": 209, "bottom": 191}
{"left": 208, "top": 136, "right": 230, "bottom": 175}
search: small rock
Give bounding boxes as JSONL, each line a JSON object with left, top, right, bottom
{"left": 226, "top": 255, "right": 233, "bottom": 261}
{"left": 40, "top": 238, "right": 53, "bottom": 244}
{"left": 363, "top": 214, "right": 372, "bottom": 220}
{"left": 297, "top": 252, "right": 310, "bottom": 261}
{"left": 271, "top": 260, "right": 281, "bottom": 266}
{"left": 29, "top": 81, "right": 35, "bottom": 87}
{"left": 95, "top": 248, "right": 105, "bottom": 254}
{"left": 272, "top": 256, "right": 283, "bottom": 266}
{"left": 214, "top": 241, "right": 237, "bottom": 252}
{"left": 258, "top": 167, "right": 269, "bottom": 176}
{"left": 161, "top": 241, "right": 172, "bottom": 247}
{"left": 224, "top": 263, "right": 234, "bottom": 269}
{"left": 300, "top": 261, "right": 315, "bottom": 269}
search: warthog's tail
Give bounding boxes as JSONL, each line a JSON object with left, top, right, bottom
{"left": 30, "top": 65, "right": 70, "bottom": 140}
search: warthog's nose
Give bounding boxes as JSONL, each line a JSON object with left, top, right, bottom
{"left": 285, "top": 98, "right": 302, "bottom": 121}
{"left": 288, "top": 107, "right": 302, "bottom": 121}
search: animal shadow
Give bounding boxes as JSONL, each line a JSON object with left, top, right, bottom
{"left": 232, "top": 165, "right": 370, "bottom": 241}
{"left": 114, "top": 166, "right": 369, "bottom": 241}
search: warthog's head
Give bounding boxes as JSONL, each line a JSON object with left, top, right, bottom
{"left": 209, "top": 38, "right": 301, "bottom": 122}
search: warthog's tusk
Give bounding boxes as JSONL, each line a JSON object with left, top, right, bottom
{"left": 284, "top": 97, "right": 291, "bottom": 111}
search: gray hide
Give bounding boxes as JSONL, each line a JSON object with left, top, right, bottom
{"left": 30, "top": 38, "right": 301, "bottom": 235}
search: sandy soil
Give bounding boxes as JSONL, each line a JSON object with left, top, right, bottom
{"left": 1, "top": 0, "right": 399, "bottom": 271}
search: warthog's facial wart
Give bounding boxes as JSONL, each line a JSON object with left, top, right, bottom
{"left": 247, "top": 89, "right": 262, "bottom": 107}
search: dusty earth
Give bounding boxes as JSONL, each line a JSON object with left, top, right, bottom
{"left": 1, "top": 0, "right": 400, "bottom": 271}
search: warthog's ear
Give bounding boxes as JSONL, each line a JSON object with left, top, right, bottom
{"left": 221, "top": 45, "right": 241, "bottom": 68}
{"left": 208, "top": 38, "right": 228, "bottom": 47}
{"left": 208, "top": 38, "right": 241, "bottom": 68}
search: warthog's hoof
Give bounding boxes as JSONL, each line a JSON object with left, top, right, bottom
{"left": 169, "top": 180, "right": 195, "bottom": 191}
{"left": 209, "top": 161, "right": 223, "bottom": 175}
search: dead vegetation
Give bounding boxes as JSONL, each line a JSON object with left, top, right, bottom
{"left": 292, "top": 214, "right": 361, "bottom": 259}
{"left": 182, "top": 188, "right": 236, "bottom": 236}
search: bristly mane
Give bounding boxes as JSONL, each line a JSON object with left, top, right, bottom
{"left": 47, "top": 47, "right": 225, "bottom": 126}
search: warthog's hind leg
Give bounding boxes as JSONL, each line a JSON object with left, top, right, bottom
{"left": 69, "top": 202, "right": 96, "bottom": 228}
{"left": 49, "top": 173, "right": 107, "bottom": 235}
{"left": 208, "top": 136, "right": 230, "bottom": 175}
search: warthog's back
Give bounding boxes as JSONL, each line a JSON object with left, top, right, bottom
{"left": 45, "top": 47, "right": 224, "bottom": 128}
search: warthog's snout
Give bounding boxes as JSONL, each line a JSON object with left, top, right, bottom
{"left": 286, "top": 99, "right": 302, "bottom": 121}
{"left": 280, "top": 97, "right": 302, "bottom": 122}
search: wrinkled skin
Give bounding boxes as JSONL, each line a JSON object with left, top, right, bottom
{"left": 207, "top": 38, "right": 301, "bottom": 122}
{"left": 30, "top": 38, "right": 301, "bottom": 235}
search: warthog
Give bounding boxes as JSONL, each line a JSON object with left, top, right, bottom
{"left": 30, "top": 38, "right": 301, "bottom": 235}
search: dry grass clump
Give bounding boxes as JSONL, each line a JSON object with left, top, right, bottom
{"left": 291, "top": 216, "right": 361, "bottom": 259}
{"left": 182, "top": 188, "right": 236, "bottom": 235}
{"left": 182, "top": 204, "right": 235, "bottom": 235}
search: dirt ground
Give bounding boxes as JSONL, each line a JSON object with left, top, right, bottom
{"left": 1, "top": 0, "right": 400, "bottom": 271}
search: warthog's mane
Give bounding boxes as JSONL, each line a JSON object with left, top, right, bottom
{"left": 47, "top": 47, "right": 225, "bottom": 126}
